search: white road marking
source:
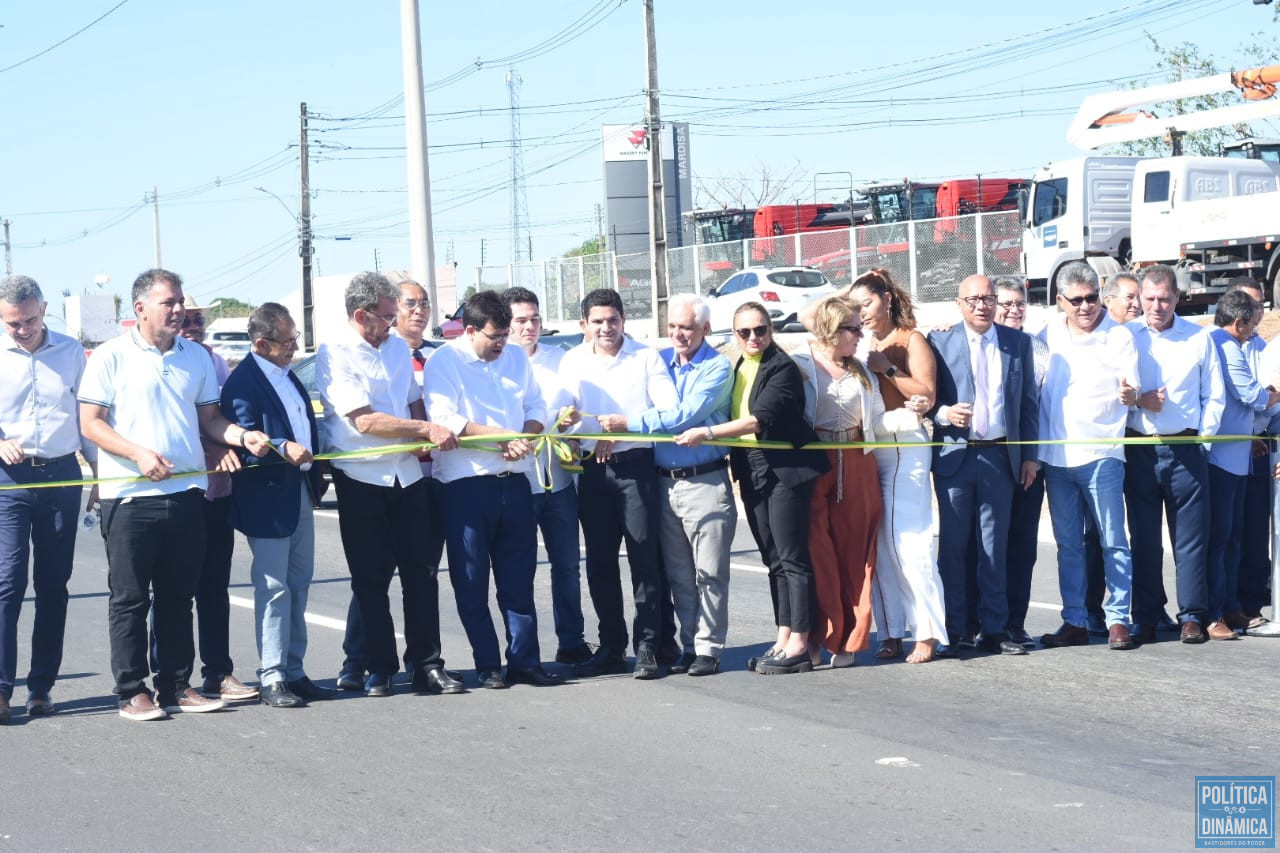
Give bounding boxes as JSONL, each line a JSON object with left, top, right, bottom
{"left": 227, "top": 593, "right": 404, "bottom": 639}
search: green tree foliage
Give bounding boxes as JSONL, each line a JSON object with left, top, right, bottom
{"left": 1110, "top": 26, "right": 1280, "bottom": 157}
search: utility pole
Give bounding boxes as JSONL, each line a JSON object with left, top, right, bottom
{"left": 299, "top": 102, "right": 316, "bottom": 351}
{"left": 480, "top": 238, "right": 487, "bottom": 267}
{"left": 643, "top": 0, "right": 669, "bottom": 331}
{"left": 595, "top": 203, "right": 605, "bottom": 252}
{"left": 151, "top": 186, "right": 162, "bottom": 268}
{"left": 2, "top": 219, "right": 11, "bottom": 274}
{"left": 401, "top": 0, "right": 438, "bottom": 318}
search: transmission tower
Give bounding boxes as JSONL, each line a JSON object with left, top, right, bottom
{"left": 507, "top": 68, "right": 531, "bottom": 264}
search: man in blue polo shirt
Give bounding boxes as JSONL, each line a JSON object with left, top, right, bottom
{"left": 596, "top": 293, "right": 735, "bottom": 676}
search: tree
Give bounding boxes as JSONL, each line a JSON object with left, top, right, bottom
{"left": 1110, "top": 28, "right": 1280, "bottom": 157}
{"left": 694, "top": 158, "right": 809, "bottom": 210}
{"left": 564, "top": 236, "right": 603, "bottom": 258}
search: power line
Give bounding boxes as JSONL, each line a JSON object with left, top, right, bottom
{"left": 0, "top": 0, "right": 132, "bottom": 74}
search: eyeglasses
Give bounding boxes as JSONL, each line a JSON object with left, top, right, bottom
{"left": 1061, "top": 293, "right": 1100, "bottom": 307}
{"left": 735, "top": 325, "right": 770, "bottom": 340}
{"left": 400, "top": 298, "right": 428, "bottom": 311}
{"left": 365, "top": 310, "right": 398, "bottom": 327}
{"left": 838, "top": 325, "right": 863, "bottom": 335}
{"left": 476, "top": 327, "right": 510, "bottom": 342}
{"left": 997, "top": 300, "right": 1027, "bottom": 310}
{"left": 959, "top": 295, "right": 998, "bottom": 308}
{"left": 263, "top": 332, "right": 301, "bottom": 345}
{"left": 181, "top": 315, "right": 206, "bottom": 328}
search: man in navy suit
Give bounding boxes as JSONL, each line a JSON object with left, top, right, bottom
{"left": 928, "top": 275, "right": 1039, "bottom": 656}
{"left": 221, "top": 303, "right": 334, "bottom": 708}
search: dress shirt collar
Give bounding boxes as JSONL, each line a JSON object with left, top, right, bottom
{"left": 667, "top": 340, "right": 716, "bottom": 369}
{"left": 250, "top": 351, "right": 290, "bottom": 381}
{"left": 965, "top": 323, "right": 997, "bottom": 346}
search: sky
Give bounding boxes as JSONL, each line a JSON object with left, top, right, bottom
{"left": 2, "top": 0, "right": 1276, "bottom": 330}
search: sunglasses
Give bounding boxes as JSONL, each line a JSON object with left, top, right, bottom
{"left": 181, "top": 315, "right": 206, "bottom": 328}
{"left": 838, "top": 325, "right": 863, "bottom": 335}
{"left": 1061, "top": 293, "right": 1100, "bottom": 307}
{"left": 735, "top": 325, "right": 770, "bottom": 340}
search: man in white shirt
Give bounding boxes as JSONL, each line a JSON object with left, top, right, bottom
{"left": 80, "top": 268, "right": 272, "bottom": 721}
{"left": 559, "top": 289, "right": 678, "bottom": 678}
{"left": 1125, "top": 264, "right": 1225, "bottom": 645}
{"left": 425, "top": 290, "right": 558, "bottom": 689}
{"left": 1103, "top": 272, "right": 1142, "bottom": 326}
{"left": 503, "top": 287, "right": 592, "bottom": 666}
{"left": 316, "top": 272, "right": 459, "bottom": 697}
{"left": 1036, "top": 263, "right": 1140, "bottom": 651}
{"left": 221, "top": 303, "right": 337, "bottom": 708}
{"left": 0, "top": 275, "right": 97, "bottom": 723}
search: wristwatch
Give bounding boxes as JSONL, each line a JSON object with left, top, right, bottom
{"left": 883, "top": 364, "right": 898, "bottom": 378}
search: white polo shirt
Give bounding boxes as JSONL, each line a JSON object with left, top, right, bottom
{"left": 423, "top": 337, "right": 547, "bottom": 484}
{"left": 78, "top": 329, "right": 218, "bottom": 499}
{"left": 1, "top": 327, "right": 94, "bottom": 461}
{"left": 316, "top": 324, "right": 423, "bottom": 488}
{"left": 558, "top": 336, "right": 678, "bottom": 454}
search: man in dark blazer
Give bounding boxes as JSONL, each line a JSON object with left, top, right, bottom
{"left": 928, "top": 275, "right": 1039, "bottom": 657}
{"left": 221, "top": 303, "right": 333, "bottom": 708}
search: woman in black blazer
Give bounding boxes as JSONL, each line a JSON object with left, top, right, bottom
{"left": 677, "top": 302, "right": 828, "bottom": 674}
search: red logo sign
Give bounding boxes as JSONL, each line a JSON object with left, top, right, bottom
{"left": 627, "top": 128, "right": 647, "bottom": 149}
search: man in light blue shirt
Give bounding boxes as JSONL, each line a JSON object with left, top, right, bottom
{"left": 597, "top": 294, "right": 735, "bottom": 676}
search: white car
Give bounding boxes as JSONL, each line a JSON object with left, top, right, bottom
{"left": 706, "top": 266, "right": 835, "bottom": 334}
{"left": 208, "top": 330, "right": 253, "bottom": 363}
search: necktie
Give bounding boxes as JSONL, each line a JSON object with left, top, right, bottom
{"left": 412, "top": 347, "right": 425, "bottom": 367}
{"left": 972, "top": 334, "right": 989, "bottom": 439}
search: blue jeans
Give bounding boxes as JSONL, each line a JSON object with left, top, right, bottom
{"left": 1207, "top": 463, "right": 1245, "bottom": 622}
{"left": 247, "top": 483, "right": 315, "bottom": 686}
{"left": 531, "top": 483, "right": 585, "bottom": 652}
{"left": 1044, "top": 458, "right": 1132, "bottom": 628}
{"left": 0, "top": 457, "right": 81, "bottom": 699}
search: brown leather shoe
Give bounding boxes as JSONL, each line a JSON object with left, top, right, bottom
{"left": 1180, "top": 620, "right": 1207, "bottom": 644}
{"left": 1108, "top": 623, "right": 1135, "bottom": 650}
{"left": 1039, "top": 623, "right": 1090, "bottom": 647}
{"left": 1206, "top": 620, "right": 1239, "bottom": 641}
{"left": 118, "top": 692, "right": 167, "bottom": 722}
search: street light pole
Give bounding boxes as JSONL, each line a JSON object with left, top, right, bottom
{"left": 255, "top": 184, "right": 314, "bottom": 351}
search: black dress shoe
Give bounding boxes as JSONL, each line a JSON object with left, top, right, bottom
{"left": 336, "top": 669, "right": 365, "bottom": 691}
{"left": 413, "top": 667, "right": 467, "bottom": 694}
{"left": 977, "top": 635, "right": 1027, "bottom": 656}
{"left": 553, "top": 643, "right": 596, "bottom": 665}
{"left": 1008, "top": 629, "right": 1036, "bottom": 649}
{"left": 746, "top": 648, "right": 781, "bottom": 671}
{"left": 476, "top": 669, "right": 508, "bottom": 689}
{"left": 287, "top": 677, "right": 339, "bottom": 701}
{"left": 505, "top": 666, "right": 562, "bottom": 687}
{"left": 957, "top": 632, "right": 979, "bottom": 649}
{"left": 573, "top": 647, "right": 627, "bottom": 677}
{"left": 364, "top": 673, "right": 393, "bottom": 697}
{"left": 260, "top": 682, "right": 305, "bottom": 708}
{"left": 633, "top": 646, "right": 659, "bottom": 680}
{"left": 668, "top": 652, "right": 696, "bottom": 674}
{"left": 25, "top": 693, "right": 55, "bottom": 716}
{"left": 756, "top": 651, "right": 813, "bottom": 675}
{"left": 687, "top": 655, "right": 719, "bottom": 676}
{"left": 656, "top": 645, "right": 681, "bottom": 666}
{"left": 933, "top": 644, "right": 956, "bottom": 659}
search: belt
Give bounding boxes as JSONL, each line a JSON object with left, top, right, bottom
{"left": 968, "top": 437, "right": 1006, "bottom": 446}
{"left": 10, "top": 453, "right": 77, "bottom": 468}
{"left": 1125, "top": 428, "right": 1197, "bottom": 439}
{"left": 656, "top": 458, "right": 728, "bottom": 480}
{"left": 586, "top": 448, "right": 650, "bottom": 465}
{"left": 816, "top": 427, "right": 863, "bottom": 442}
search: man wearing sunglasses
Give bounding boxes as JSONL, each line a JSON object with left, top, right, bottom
{"left": 1037, "top": 263, "right": 1140, "bottom": 651}
{"left": 315, "top": 272, "right": 460, "bottom": 697}
{"left": 1125, "top": 265, "right": 1225, "bottom": 645}
{"left": 927, "top": 274, "right": 1039, "bottom": 658}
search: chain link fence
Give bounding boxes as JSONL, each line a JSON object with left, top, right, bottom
{"left": 472, "top": 210, "right": 1025, "bottom": 325}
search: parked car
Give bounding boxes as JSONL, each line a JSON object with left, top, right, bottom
{"left": 208, "top": 330, "right": 253, "bottom": 363}
{"left": 705, "top": 266, "right": 835, "bottom": 333}
{"left": 433, "top": 306, "right": 465, "bottom": 339}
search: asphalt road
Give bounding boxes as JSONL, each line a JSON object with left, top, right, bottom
{"left": 2, "top": 494, "right": 1276, "bottom": 852}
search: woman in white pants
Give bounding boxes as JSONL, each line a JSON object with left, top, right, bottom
{"left": 848, "top": 270, "right": 949, "bottom": 664}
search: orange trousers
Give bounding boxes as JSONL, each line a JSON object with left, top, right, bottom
{"left": 809, "top": 448, "right": 882, "bottom": 654}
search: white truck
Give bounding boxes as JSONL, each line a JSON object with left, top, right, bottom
{"left": 1021, "top": 63, "right": 1280, "bottom": 307}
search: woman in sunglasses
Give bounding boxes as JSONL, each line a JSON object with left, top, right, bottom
{"left": 790, "top": 297, "right": 920, "bottom": 669}
{"left": 676, "top": 302, "right": 828, "bottom": 674}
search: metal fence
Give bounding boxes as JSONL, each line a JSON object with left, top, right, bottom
{"left": 474, "top": 210, "right": 1023, "bottom": 334}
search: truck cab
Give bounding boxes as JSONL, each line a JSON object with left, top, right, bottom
{"left": 1020, "top": 156, "right": 1141, "bottom": 299}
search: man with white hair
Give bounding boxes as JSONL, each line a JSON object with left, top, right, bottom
{"left": 597, "top": 293, "right": 735, "bottom": 676}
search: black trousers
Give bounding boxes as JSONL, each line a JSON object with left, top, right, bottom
{"left": 577, "top": 449, "right": 662, "bottom": 652}
{"left": 332, "top": 470, "right": 442, "bottom": 676}
{"left": 101, "top": 489, "right": 205, "bottom": 700}
{"left": 739, "top": 453, "right": 816, "bottom": 633}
